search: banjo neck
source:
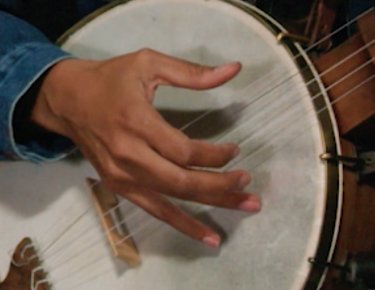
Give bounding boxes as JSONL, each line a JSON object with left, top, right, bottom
{"left": 313, "top": 11, "right": 375, "bottom": 147}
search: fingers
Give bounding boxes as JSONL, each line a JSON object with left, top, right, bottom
{"left": 96, "top": 150, "right": 259, "bottom": 247}
{"left": 95, "top": 132, "right": 260, "bottom": 212}
{"left": 124, "top": 188, "right": 221, "bottom": 247}
{"left": 88, "top": 142, "right": 259, "bottom": 247}
{"left": 186, "top": 140, "right": 240, "bottom": 167}
{"left": 111, "top": 140, "right": 251, "bottom": 197}
{"left": 136, "top": 109, "right": 239, "bottom": 167}
{"left": 135, "top": 49, "right": 241, "bottom": 90}
{"left": 40, "top": 49, "right": 259, "bottom": 249}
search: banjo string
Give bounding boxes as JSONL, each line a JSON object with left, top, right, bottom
{"left": 39, "top": 203, "right": 144, "bottom": 266}
{"left": 33, "top": 7, "right": 374, "bottom": 260}
{"left": 226, "top": 56, "right": 375, "bottom": 155}
{"left": 38, "top": 195, "right": 145, "bottom": 264}
{"left": 53, "top": 216, "right": 157, "bottom": 288}
{"left": 54, "top": 71, "right": 375, "bottom": 290}
{"left": 59, "top": 62, "right": 375, "bottom": 290}
{"left": 41, "top": 47, "right": 375, "bottom": 288}
{"left": 210, "top": 39, "right": 375, "bottom": 147}
{"left": 34, "top": 46, "right": 373, "bottom": 273}
{"left": 179, "top": 7, "right": 374, "bottom": 133}
{"left": 40, "top": 207, "right": 92, "bottom": 255}
{"left": 229, "top": 71, "right": 375, "bottom": 172}
{"left": 37, "top": 180, "right": 134, "bottom": 258}
{"left": 30, "top": 11, "right": 373, "bottom": 284}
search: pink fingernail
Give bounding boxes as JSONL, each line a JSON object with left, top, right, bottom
{"left": 239, "top": 199, "right": 261, "bottom": 212}
{"left": 237, "top": 173, "right": 251, "bottom": 190}
{"left": 214, "top": 62, "right": 240, "bottom": 73}
{"left": 203, "top": 236, "right": 221, "bottom": 248}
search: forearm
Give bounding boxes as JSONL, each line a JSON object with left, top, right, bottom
{"left": 0, "top": 11, "right": 74, "bottom": 162}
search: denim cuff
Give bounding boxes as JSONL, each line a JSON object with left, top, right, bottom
{"left": 0, "top": 42, "right": 76, "bottom": 162}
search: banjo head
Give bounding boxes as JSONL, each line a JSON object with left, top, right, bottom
{"left": 0, "top": 1, "right": 342, "bottom": 289}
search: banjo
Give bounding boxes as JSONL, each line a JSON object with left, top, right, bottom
{"left": 0, "top": 1, "right": 374, "bottom": 290}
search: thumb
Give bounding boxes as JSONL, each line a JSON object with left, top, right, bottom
{"left": 149, "top": 51, "right": 242, "bottom": 90}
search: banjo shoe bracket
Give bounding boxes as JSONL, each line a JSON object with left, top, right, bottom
{"left": 320, "top": 150, "right": 375, "bottom": 179}
{"left": 309, "top": 252, "right": 375, "bottom": 290}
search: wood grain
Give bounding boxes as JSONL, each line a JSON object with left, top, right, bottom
{"left": 313, "top": 12, "right": 375, "bottom": 147}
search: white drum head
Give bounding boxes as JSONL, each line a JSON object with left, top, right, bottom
{"left": 0, "top": 1, "right": 342, "bottom": 290}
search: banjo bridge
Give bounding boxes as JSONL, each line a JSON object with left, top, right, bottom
{"left": 87, "top": 178, "right": 141, "bottom": 268}
{"left": 0, "top": 238, "right": 50, "bottom": 290}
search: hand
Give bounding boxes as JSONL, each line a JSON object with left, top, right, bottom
{"left": 32, "top": 49, "right": 261, "bottom": 247}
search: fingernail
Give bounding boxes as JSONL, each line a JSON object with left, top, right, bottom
{"left": 237, "top": 173, "right": 251, "bottom": 190}
{"left": 222, "top": 143, "right": 240, "bottom": 158}
{"left": 239, "top": 199, "right": 261, "bottom": 212}
{"left": 232, "top": 146, "right": 240, "bottom": 158}
{"left": 203, "top": 235, "right": 221, "bottom": 248}
{"left": 214, "top": 62, "right": 240, "bottom": 73}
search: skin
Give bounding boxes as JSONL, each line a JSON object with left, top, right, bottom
{"left": 31, "top": 49, "right": 261, "bottom": 248}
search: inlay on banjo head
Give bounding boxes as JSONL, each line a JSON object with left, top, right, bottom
{"left": 0, "top": 0, "right": 346, "bottom": 289}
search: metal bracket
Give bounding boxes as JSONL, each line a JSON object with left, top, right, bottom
{"left": 320, "top": 150, "right": 375, "bottom": 175}
{"left": 309, "top": 252, "right": 375, "bottom": 290}
{"left": 276, "top": 32, "right": 310, "bottom": 45}
{"left": 358, "top": 151, "right": 375, "bottom": 176}
{"left": 320, "top": 152, "right": 365, "bottom": 171}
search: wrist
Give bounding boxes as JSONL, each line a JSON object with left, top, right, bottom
{"left": 12, "top": 65, "right": 76, "bottom": 161}
{"left": 31, "top": 58, "right": 98, "bottom": 137}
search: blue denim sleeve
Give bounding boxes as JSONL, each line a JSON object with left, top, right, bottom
{"left": 0, "top": 10, "right": 75, "bottom": 162}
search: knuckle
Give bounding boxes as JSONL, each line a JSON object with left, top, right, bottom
{"left": 171, "top": 171, "right": 190, "bottom": 193}
{"left": 110, "top": 143, "right": 126, "bottom": 161}
{"left": 102, "top": 134, "right": 127, "bottom": 160}
{"left": 100, "top": 163, "right": 122, "bottom": 186}
{"left": 106, "top": 136, "right": 137, "bottom": 165}
{"left": 134, "top": 48, "right": 155, "bottom": 65}
{"left": 173, "top": 172, "right": 199, "bottom": 198}
{"left": 121, "top": 116, "right": 138, "bottom": 133}
{"left": 138, "top": 47, "right": 155, "bottom": 55}
{"left": 119, "top": 105, "right": 150, "bottom": 132}
{"left": 175, "top": 142, "right": 194, "bottom": 166}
